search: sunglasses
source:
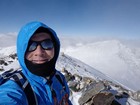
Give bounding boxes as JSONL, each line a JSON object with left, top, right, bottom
{"left": 27, "top": 39, "right": 54, "bottom": 52}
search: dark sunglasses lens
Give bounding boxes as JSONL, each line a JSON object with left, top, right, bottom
{"left": 41, "top": 40, "right": 54, "bottom": 50}
{"left": 28, "top": 42, "right": 37, "bottom": 51}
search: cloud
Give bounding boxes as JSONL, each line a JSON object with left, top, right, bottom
{"left": 0, "top": 32, "right": 17, "bottom": 47}
{"left": 60, "top": 36, "right": 140, "bottom": 52}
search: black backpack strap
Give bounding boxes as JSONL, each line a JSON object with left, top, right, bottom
{"left": 55, "top": 73, "right": 70, "bottom": 105}
{"left": 10, "top": 71, "right": 38, "bottom": 105}
{"left": 47, "top": 73, "right": 66, "bottom": 105}
{"left": 55, "top": 73, "right": 66, "bottom": 91}
{"left": 20, "top": 72, "right": 38, "bottom": 105}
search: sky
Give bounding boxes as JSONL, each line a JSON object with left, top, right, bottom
{"left": 0, "top": 0, "right": 140, "bottom": 39}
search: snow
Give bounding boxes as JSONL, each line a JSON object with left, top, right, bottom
{"left": 0, "top": 46, "right": 16, "bottom": 56}
{"left": 70, "top": 92, "right": 82, "bottom": 105}
{"left": 61, "top": 40, "right": 140, "bottom": 91}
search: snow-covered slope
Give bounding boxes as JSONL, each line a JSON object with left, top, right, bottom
{"left": 0, "top": 46, "right": 140, "bottom": 105}
{"left": 0, "top": 46, "right": 16, "bottom": 56}
{"left": 62, "top": 40, "right": 140, "bottom": 91}
{"left": 57, "top": 53, "right": 120, "bottom": 84}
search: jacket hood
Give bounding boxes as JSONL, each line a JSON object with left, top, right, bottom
{"left": 17, "top": 21, "right": 60, "bottom": 79}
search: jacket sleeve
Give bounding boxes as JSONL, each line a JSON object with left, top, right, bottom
{"left": 0, "top": 80, "right": 28, "bottom": 105}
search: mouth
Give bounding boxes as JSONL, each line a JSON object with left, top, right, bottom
{"left": 32, "top": 59, "right": 50, "bottom": 64}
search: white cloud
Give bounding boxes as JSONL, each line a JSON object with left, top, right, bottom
{"left": 0, "top": 32, "right": 17, "bottom": 47}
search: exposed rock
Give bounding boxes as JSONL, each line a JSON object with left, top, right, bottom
{"left": 73, "top": 74, "right": 82, "bottom": 81}
{"left": 0, "top": 67, "right": 4, "bottom": 71}
{"left": 131, "top": 90, "right": 140, "bottom": 102}
{"left": 61, "top": 69, "right": 140, "bottom": 104}
{"left": 8, "top": 61, "right": 13, "bottom": 64}
{"left": 68, "top": 81, "right": 79, "bottom": 92}
{"left": 115, "top": 92, "right": 129, "bottom": 99}
{"left": 9, "top": 53, "right": 17, "bottom": 59}
{"left": 92, "top": 91, "right": 114, "bottom": 105}
{"left": 61, "top": 67, "right": 69, "bottom": 74}
{"left": 78, "top": 81, "right": 105, "bottom": 105}
{"left": 82, "top": 77, "right": 95, "bottom": 85}
{"left": 61, "top": 67, "right": 75, "bottom": 82}
{"left": 61, "top": 69, "right": 138, "bottom": 104}
{"left": 76, "top": 83, "right": 80, "bottom": 90}
{"left": 79, "top": 82, "right": 86, "bottom": 90}
{"left": 60, "top": 52, "right": 65, "bottom": 56}
{"left": 0, "top": 59, "right": 6, "bottom": 65}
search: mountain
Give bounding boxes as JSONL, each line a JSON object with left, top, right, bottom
{"left": 62, "top": 40, "right": 140, "bottom": 91}
{"left": 0, "top": 46, "right": 140, "bottom": 105}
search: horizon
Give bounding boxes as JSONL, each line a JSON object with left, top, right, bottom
{"left": 0, "top": 33, "right": 140, "bottom": 49}
{"left": 0, "top": 0, "right": 140, "bottom": 39}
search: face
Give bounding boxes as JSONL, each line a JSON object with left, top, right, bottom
{"left": 25, "top": 32, "right": 54, "bottom": 64}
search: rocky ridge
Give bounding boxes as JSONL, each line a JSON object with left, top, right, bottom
{"left": 60, "top": 66, "right": 140, "bottom": 105}
{"left": 57, "top": 53, "right": 140, "bottom": 105}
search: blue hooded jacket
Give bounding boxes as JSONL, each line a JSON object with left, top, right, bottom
{"left": 0, "top": 21, "right": 72, "bottom": 105}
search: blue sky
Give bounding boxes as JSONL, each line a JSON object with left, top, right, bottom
{"left": 0, "top": 0, "right": 140, "bottom": 39}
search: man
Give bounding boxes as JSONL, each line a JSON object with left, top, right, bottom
{"left": 0, "top": 21, "right": 72, "bottom": 105}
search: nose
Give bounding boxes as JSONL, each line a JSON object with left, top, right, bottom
{"left": 34, "top": 45, "right": 45, "bottom": 56}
